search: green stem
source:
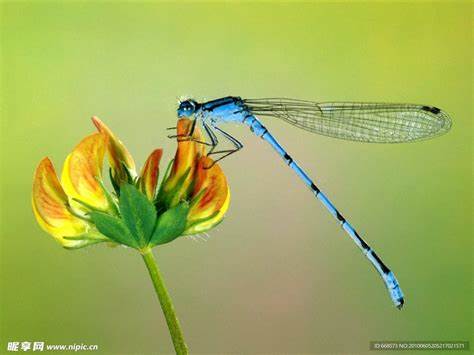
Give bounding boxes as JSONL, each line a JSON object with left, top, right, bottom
{"left": 141, "top": 248, "right": 188, "bottom": 354}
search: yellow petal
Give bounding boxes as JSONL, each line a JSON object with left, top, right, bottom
{"left": 61, "top": 133, "right": 109, "bottom": 210}
{"left": 184, "top": 155, "right": 230, "bottom": 234}
{"left": 139, "top": 149, "right": 163, "bottom": 200}
{"left": 161, "top": 118, "right": 205, "bottom": 205}
{"left": 32, "top": 158, "right": 88, "bottom": 247}
{"left": 92, "top": 116, "right": 136, "bottom": 183}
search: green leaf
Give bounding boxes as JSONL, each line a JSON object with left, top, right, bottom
{"left": 119, "top": 183, "right": 157, "bottom": 247}
{"left": 90, "top": 211, "right": 138, "bottom": 248}
{"left": 150, "top": 202, "right": 190, "bottom": 246}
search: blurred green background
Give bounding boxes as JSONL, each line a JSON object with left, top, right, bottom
{"left": 1, "top": 1, "right": 472, "bottom": 354}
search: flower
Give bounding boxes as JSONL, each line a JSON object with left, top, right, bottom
{"left": 31, "top": 158, "right": 90, "bottom": 248}
{"left": 157, "top": 119, "right": 230, "bottom": 235}
{"left": 60, "top": 133, "right": 109, "bottom": 211}
{"left": 92, "top": 116, "right": 136, "bottom": 186}
{"left": 139, "top": 149, "right": 163, "bottom": 201}
{"left": 32, "top": 117, "right": 230, "bottom": 250}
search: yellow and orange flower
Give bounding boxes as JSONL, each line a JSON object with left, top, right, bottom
{"left": 32, "top": 117, "right": 230, "bottom": 249}
{"left": 158, "top": 119, "right": 230, "bottom": 234}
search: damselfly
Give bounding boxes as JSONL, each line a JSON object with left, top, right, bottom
{"left": 173, "top": 96, "right": 452, "bottom": 309}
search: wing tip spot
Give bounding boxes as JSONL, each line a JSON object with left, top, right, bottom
{"left": 422, "top": 106, "right": 441, "bottom": 115}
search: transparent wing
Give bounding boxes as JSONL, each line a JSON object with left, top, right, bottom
{"left": 244, "top": 98, "right": 452, "bottom": 143}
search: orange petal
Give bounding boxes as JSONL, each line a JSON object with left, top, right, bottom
{"left": 170, "top": 118, "right": 205, "bottom": 178}
{"left": 184, "top": 155, "right": 230, "bottom": 234}
{"left": 32, "top": 158, "right": 88, "bottom": 247}
{"left": 161, "top": 118, "right": 205, "bottom": 204}
{"left": 92, "top": 116, "right": 136, "bottom": 183}
{"left": 139, "top": 149, "right": 163, "bottom": 200}
{"left": 61, "top": 133, "right": 109, "bottom": 210}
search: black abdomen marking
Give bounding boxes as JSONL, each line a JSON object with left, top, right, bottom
{"left": 370, "top": 250, "right": 391, "bottom": 274}
{"left": 310, "top": 182, "right": 320, "bottom": 194}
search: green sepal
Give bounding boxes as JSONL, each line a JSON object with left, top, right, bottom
{"left": 65, "top": 203, "right": 91, "bottom": 222}
{"left": 137, "top": 176, "right": 159, "bottom": 203}
{"left": 109, "top": 167, "right": 121, "bottom": 196}
{"left": 90, "top": 211, "right": 138, "bottom": 248}
{"left": 188, "top": 187, "right": 207, "bottom": 209}
{"left": 62, "top": 230, "right": 110, "bottom": 250}
{"left": 71, "top": 198, "right": 104, "bottom": 214}
{"left": 183, "top": 210, "right": 219, "bottom": 235}
{"left": 120, "top": 161, "right": 136, "bottom": 185}
{"left": 155, "top": 167, "right": 191, "bottom": 212}
{"left": 119, "top": 183, "right": 157, "bottom": 247}
{"left": 149, "top": 201, "right": 190, "bottom": 247}
{"left": 96, "top": 177, "right": 119, "bottom": 216}
{"left": 154, "top": 158, "right": 174, "bottom": 204}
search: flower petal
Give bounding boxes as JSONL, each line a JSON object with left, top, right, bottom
{"left": 61, "top": 133, "right": 109, "bottom": 210}
{"left": 184, "top": 155, "right": 230, "bottom": 234}
{"left": 32, "top": 158, "right": 88, "bottom": 247}
{"left": 92, "top": 116, "right": 136, "bottom": 183}
{"left": 160, "top": 118, "right": 205, "bottom": 206}
{"left": 139, "top": 149, "right": 163, "bottom": 200}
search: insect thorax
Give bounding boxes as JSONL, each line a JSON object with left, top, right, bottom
{"left": 200, "top": 97, "right": 247, "bottom": 125}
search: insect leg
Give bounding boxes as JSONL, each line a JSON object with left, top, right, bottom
{"left": 204, "top": 126, "right": 243, "bottom": 168}
{"left": 167, "top": 117, "right": 215, "bottom": 146}
{"left": 167, "top": 118, "right": 197, "bottom": 140}
{"left": 202, "top": 121, "right": 219, "bottom": 153}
